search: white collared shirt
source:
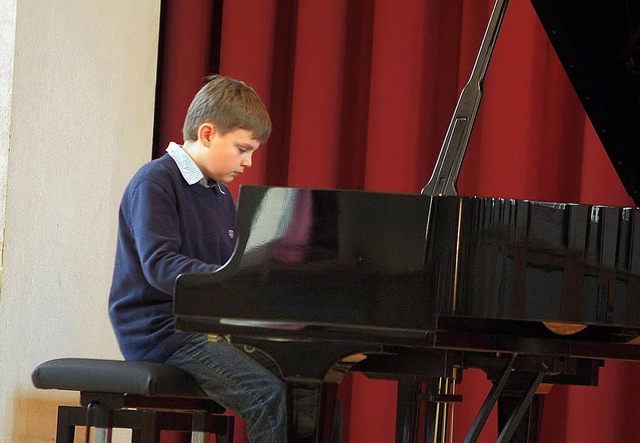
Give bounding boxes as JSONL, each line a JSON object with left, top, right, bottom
{"left": 166, "top": 142, "right": 222, "bottom": 191}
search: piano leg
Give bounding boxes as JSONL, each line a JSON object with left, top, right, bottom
{"left": 393, "top": 355, "right": 550, "bottom": 443}
{"left": 497, "top": 372, "right": 544, "bottom": 443}
{"left": 527, "top": 394, "right": 545, "bottom": 442}
{"left": 319, "top": 383, "right": 341, "bottom": 443}
{"left": 287, "top": 380, "right": 340, "bottom": 443}
{"left": 424, "top": 376, "right": 458, "bottom": 442}
{"left": 497, "top": 390, "right": 545, "bottom": 443}
{"left": 461, "top": 357, "right": 545, "bottom": 443}
{"left": 396, "top": 377, "right": 460, "bottom": 443}
{"left": 396, "top": 380, "right": 422, "bottom": 443}
{"left": 463, "top": 355, "right": 517, "bottom": 442}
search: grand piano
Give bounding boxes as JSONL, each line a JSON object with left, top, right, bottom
{"left": 174, "top": 0, "right": 640, "bottom": 441}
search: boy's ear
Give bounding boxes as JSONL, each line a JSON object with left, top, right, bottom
{"left": 197, "top": 123, "right": 217, "bottom": 147}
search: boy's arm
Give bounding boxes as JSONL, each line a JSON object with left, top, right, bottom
{"left": 128, "top": 179, "right": 221, "bottom": 295}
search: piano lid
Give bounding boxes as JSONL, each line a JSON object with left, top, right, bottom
{"left": 531, "top": 0, "right": 640, "bottom": 206}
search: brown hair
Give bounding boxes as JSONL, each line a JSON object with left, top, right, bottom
{"left": 182, "top": 75, "right": 271, "bottom": 143}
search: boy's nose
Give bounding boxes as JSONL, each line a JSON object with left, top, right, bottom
{"left": 242, "top": 154, "right": 253, "bottom": 168}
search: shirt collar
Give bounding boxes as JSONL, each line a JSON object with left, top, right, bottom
{"left": 166, "top": 142, "right": 220, "bottom": 190}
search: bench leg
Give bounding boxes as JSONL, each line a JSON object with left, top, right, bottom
{"left": 89, "top": 401, "right": 113, "bottom": 443}
{"left": 57, "top": 405, "right": 113, "bottom": 443}
{"left": 191, "top": 412, "right": 206, "bottom": 443}
{"left": 131, "top": 428, "right": 143, "bottom": 443}
{"left": 56, "top": 406, "right": 76, "bottom": 443}
{"left": 93, "top": 427, "right": 111, "bottom": 443}
{"left": 56, "top": 404, "right": 233, "bottom": 443}
{"left": 139, "top": 410, "right": 161, "bottom": 443}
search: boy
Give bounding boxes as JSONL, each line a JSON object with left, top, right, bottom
{"left": 108, "top": 75, "right": 287, "bottom": 442}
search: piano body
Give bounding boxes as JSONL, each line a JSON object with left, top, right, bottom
{"left": 174, "top": 0, "right": 640, "bottom": 441}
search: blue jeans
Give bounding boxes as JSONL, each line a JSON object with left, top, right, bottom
{"left": 165, "top": 334, "right": 287, "bottom": 442}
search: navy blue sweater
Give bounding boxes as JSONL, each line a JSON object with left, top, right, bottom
{"left": 109, "top": 154, "right": 236, "bottom": 362}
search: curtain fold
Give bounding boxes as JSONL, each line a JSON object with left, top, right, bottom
{"left": 158, "top": 0, "right": 639, "bottom": 442}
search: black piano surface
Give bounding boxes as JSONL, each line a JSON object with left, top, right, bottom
{"left": 175, "top": 186, "right": 640, "bottom": 356}
{"left": 173, "top": 0, "right": 640, "bottom": 441}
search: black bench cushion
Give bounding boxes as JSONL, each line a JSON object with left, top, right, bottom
{"left": 31, "top": 358, "right": 208, "bottom": 399}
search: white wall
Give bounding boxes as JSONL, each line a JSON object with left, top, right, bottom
{"left": 0, "top": 0, "right": 15, "bottom": 277}
{"left": 0, "top": 0, "right": 161, "bottom": 440}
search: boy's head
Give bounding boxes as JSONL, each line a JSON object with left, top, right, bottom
{"left": 183, "top": 75, "right": 271, "bottom": 143}
{"left": 182, "top": 75, "right": 271, "bottom": 183}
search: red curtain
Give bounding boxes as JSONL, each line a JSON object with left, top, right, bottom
{"left": 157, "top": 0, "right": 640, "bottom": 442}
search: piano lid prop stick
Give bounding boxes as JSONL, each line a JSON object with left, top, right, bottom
{"left": 422, "top": 0, "right": 510, "bottom": 197}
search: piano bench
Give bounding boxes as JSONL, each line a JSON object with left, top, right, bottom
{"left": 31, "top": 358, "right": 234, "bottom": 443}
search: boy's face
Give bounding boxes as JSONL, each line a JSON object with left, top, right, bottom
{"left": 196, "top": 124, "right": 260, "bottom": 183}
